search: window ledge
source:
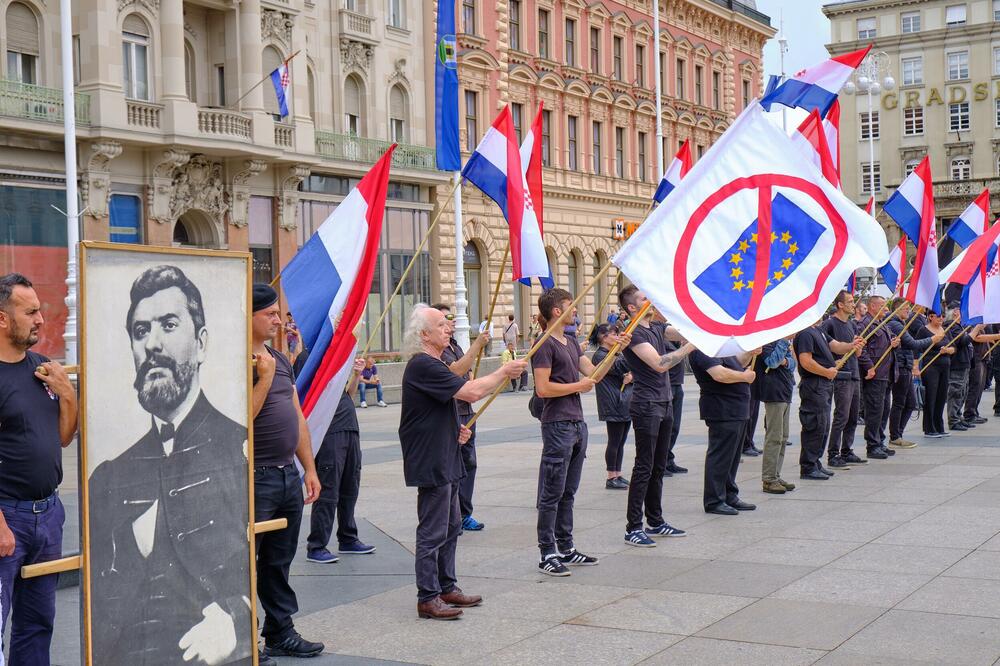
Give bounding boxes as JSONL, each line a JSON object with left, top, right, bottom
{"left": 386, "top": 24, "right": 410, "bottom": 38}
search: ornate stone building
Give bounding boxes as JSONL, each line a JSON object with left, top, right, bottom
{"left": 438, "top": 0, "right": 773, "bottom": 343}
{"left": 0, "top": 0, "right": 447, "bottom": 357}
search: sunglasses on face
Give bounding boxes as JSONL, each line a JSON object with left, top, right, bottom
{"left": 443, "top": 314, "right": 455, "bottom": 321}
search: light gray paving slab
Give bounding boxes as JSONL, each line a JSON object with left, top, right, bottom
{"left": 864, "top": 486, "right": 971, "bottom": 506}
{"left": 897, "top": 577, "right": 1000, "bottom": 619}
{"left": 942, "top": 550, "right": 1000, "bottom": 580}
{"left": 873, "top": 519, "right": 1000, "bottom": 549}
{"left": 775, "top": 518, "right": 900, "bottom": 543}
{"left": 826, "top": 543, "right": 971, "bottom": 575}
{"left": 816, "top": 501, "right": 931, "bottom": 523}
{"left": 568, "top": 589, "right": 756, "bottom": 635}
{"left": 473, "top": 624, "right": 682, "bottom": 666}
{"left": 836, "top": 609, "right": 1000, "bottom": 665}
{"left": 724, "top": 537, "right": 862, "bottom": 567}
{"left": 642, "top": 637, "right": 826, "bottom": 666}
{"left": 769, "top": 568, "right": 932, "bottom": 608}
{"left": 657, "top": 560, "right": 816, "bottom": 598}
{"left": 564, "top": 552, "right": 711, "bottom": 588}
{"left": 483, "top": 581, "right": 638, "bottom": 622}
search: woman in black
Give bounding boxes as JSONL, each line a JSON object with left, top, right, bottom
{"left": 590, "top": 324, "right": 633, "bottom": 489}
{"left": 915, "top": 312, "right": 956, "bottom": 438}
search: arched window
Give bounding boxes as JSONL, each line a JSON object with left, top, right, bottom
{"left": 463, "top": 242, "right": 483, "bottom": 331}
{"left": 262, "top": 46, "right": 283, "bottom": 117}
{"left": 6, "top": 2, "right": 39, "bottom": 84}
{"left": 345, "top": 75, "right": 364, "bottom": 135}
{"left": 389, "top": 85, "right": 408, "bottom": 143}
{"left": 904, "top": 159, "right": 921, "bottom": 177}
{"left": 307, "top": 66, "right": 316, "bottom": 121}
{"left": 184, "top": 40, "right": 196, "bottom": 102}
{"left": 122, "top": 13, "right": 150, "bottom": 100}
{"left": 567, "top": 249, "right": 581, "bottom": 295}
{"left": 951, "top": 157, "right": 971, "bottom": 180}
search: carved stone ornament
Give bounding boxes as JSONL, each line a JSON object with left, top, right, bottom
{"left": 277, "top": 164, "right": 310, "bottom": 232}
{"left": 80, "top": 141, "right": 123, "bottom": 219}
{"left": 148, "top": 149, "right": 191, "bottom": 224}
{"left": 229, "top": 159, "right": 269, "bottom": 229}
{"left": 340, "top": 38, "right": 374, "bottom": 72}
{"left": 118, "top": 0, "right": 158, "bottom": 17}
{"left": 261, "top": 10, "right": 294, "bottom": 46}
{"left": 168, "top": 155, "right": 229, "bottom": 223}
{"left": 387, "top": 58, "right": 407, "bottom": 87}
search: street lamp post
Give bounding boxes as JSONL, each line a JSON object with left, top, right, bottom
{"left": 842, "top": 51, "right": 896, "bottom": 207}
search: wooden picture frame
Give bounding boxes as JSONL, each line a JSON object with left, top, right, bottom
{"left": 78, "top": 241, "right": 257, "bottom": 665}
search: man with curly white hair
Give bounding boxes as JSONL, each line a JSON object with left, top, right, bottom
{"left": 398, "top": 304, "right": 526, "bottom": 620}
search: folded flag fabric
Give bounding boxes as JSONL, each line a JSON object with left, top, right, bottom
{"left": 879, "top": 236, "right": 906, "bottom": 295}
{"left": 882, "top": 156, "right": 941, "bottom": 312}
{"left": 269, "top": 60, "right": 291, "bottom": 118}
{"left": 653, "top": 141, "right": 692, "bottom": 205}
{"left": 946, "top": 188, "right": 990, "bottom": 250}
{"left": 823, "top": 100, "right": 841, "bottom": 182}
{"left": 791, "top": 109, "right": 839, "bottom": 188}
{"left": 519, "top": 103, "right": 554, "bottom": 288}
{"left": 760, "top": 45, "right": 871, "bottom": 116}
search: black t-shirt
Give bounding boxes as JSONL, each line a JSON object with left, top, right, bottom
{"left": 531, "top": 334, "right": 584, "bottom": 423}
{"left": 440, "top": 338, "right": 473, "bottom": 416}
{"left": 253, "top": 347, "right": 300, "bottom": 466}
{"left": 820, "top": 317, "right": 859, "bottom": 380}
{"left": 950, "top": 329, "right": 973, "bottom": 370}
{"left": 652, "top": 321, "right": 685, "bottom": 386}
{"left": 624, "top": 323, "right": 672, "bottom": 403}
{"left": 327, "top": 390, "right": 359, "bottom": 434}
{"left": 794, "top": 326, "right": 836, "bottom": 382}
{"left": 0, "top": 351, "right": 64, "bottom": 500}
{"left": 398, "top": 352, "right": 467, "bottom": 487}
{"left": 688, "top": 351, "right": 750, "bottom": 422}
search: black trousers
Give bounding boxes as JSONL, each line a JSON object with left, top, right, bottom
{"left": 536, "top": 420, "right": 587, "bottom": 557}
{"left": 415, "top": 483, "right": 460, "bottom": 602}
{"left": 307, "top": 431, "right": 361, "bottom": 551}
{"left": 742, "top": 398, "right": 760, "bottom": 450}
{"left": 827, "top": 379, "right": 860, "bottom": 459}
{"left": 862, "top": 378, "right": 890, "bottom": 451}
{"left": 604, "top": 420, "right": 630, "bottom": 472}
{"left": 993, "top": 358, "right": 1000, "bottom": 413}
{"left": 964, "top": 359, "right": 987, "bottom": 420}
{"left": 626, "top": 400, "right": 672, "bottom": 532}
{"left": 458, "top": 422, "right": 477, "bottom": 518}
{"left": 799, "top": 378, "right": 833, "bottom": 474}
{"left": 704, "top": 419, "right": 746, "bottom": 510}
{"left": 889, "top": 370, "right": 917, "bottom": 441}
{"left": 668, "top": 383, "right": 684, "bottom": 465}
{"left": 254, "top": 465, "right": 304, "bottom": 642}
{"left": 922, "top": 363, "right": 950, "bottom": 435}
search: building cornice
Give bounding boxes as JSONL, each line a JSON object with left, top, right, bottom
{"left": 828, "top": 22, "right": 1000, "bottom": 55}
{"left": 822, "top": 0, "right": 925, "bottom": 18}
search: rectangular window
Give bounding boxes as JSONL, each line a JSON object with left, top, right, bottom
{"left": 676, "top": 58, "right": 685, "bottom": 99}
{"left": 901, "top": 56, "right": 922, "bottom": 85}
{"left": 511, "top": 102, "right": 523, "bottom": 143}
{"left": 613, "top": 36, "right": 623, "bottom": 80}
{"left": 994, "top": 47, "right": 1000, "bottom": 76}
{"left": 995, "top": 0, "right": 1000, "bottom": 21}
{"left": 901, "top": 11, "right": 920, "bottom": 33}
{"left": 6, "top": 51, "right": 37, "bottom": 84}
{"left": 590, "top": 27, "right": 600, "bottom": 73}
{"left": 946, "top": 4, "right": 966, "bottom": 26}
{"left": 464, "top": 90, "right": 478, "bottom": 149}
{"left": 388, "top": 0, "right": 404, "bottom": 28}
{"left": 635, "top": 45, "right": 645, "bottom": 86}
{"left": 538, "top": 9, "right": 550, "bottom": 58}
{"left": 592, "top": 121, "right": 602, "bottom": 175}
{"left": 951, "top": 158, "right": 971, "bottom": 180}
{"left": 860, "top": 111, "right": 880, "bottom": 140}
{"left": 659, "top": 52, "right": 666, "bottom": 95}
{"left": 215, "top": 65, "right": 226, "bottom": 106}
{"left": 614, "top": 126, "right": 624, "bottom": 178}
{"left": 122, "top": 31, "right": 150, "bottom": 100}
{"left": 72, "top": 35, "right": 81, "bottom": 86}
{"left": 638, "top": 131, "right": 647, "bottom": 182}
{"left": 995, "top": 98, "right": 1000, "bottom": 127}
{"left": 567, "top": 114, "right": 578, "bottom": 170}
{"left": 541, "top": 109, "right": 551, "bottom": 166}
{"left": 857, "top": 17, "right": 876, "bottom": 39}
{"left": 712, "top": 71, "right": 721, "bottom": 109}
{"left": 904, "top": 106, "right": 924, "bottom": 135}
{"left": 861, "top": 162, "right": 881, "bottom": 194}
{"left": 950, "top": 101, "right": 970, "bottom": 131}
{"left": 109, "top": 194, "right": 142, "bottom": 244}
{"left": 509, "top": 0, "right": 520, "bottom": 50}
{"left": 694, "top": 64, "right": 704, "bottom": 105}
{"left": 697, "top": 144, "right": 704, "bottom": 159}
{"left": 462, "top": 0, "right": 475, "bottom": 34}
{"left": 742, "top": 79, "right": 750, "bottom": 108}
{"left": 948, "top": 50, "right": 969, "bottom": 80}
{"left": 565, "top": 19, "right": 576, "bottom": 67}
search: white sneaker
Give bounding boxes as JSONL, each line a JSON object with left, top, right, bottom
{"left": 360, "top": 401, "right": 368, "bottom": 408}
{"left": 378, "top": 400, "right": 387, "bottom": 407}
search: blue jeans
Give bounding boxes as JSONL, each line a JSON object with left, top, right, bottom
{"left": 359, "top": 382, "right": 383, "bottom": 403}
{"left": 0, "top": 494, "right": 64, "bottom": 666}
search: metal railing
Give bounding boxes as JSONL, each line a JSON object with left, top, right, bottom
{"left": 126, "top": 99, "right": 162, "bottom": 129}
{"left": 314, "top": 131, "right": 436, "bottom": 170}
{"left": 0, "top": 79, "right": 90, "bottom": 125}
{"left": 707, "top": 0, "right": 772, "bottom": 26}
{"left": 197, "top": 108, "right": 252, "bottom": 140}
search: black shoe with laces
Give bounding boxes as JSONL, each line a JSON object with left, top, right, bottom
{"left": 827, "top": 456, "right": 849, "bottom": 469}
{"left": 665, "top": 463, "right": 688, "bottom": 474}
{"left": 265, "top": 631, "right": 324, "bottom": 658}
{"left": 842, "top": 452, "right": 868, "bottom": 464}
{"left": 558, "top": 549, "right": 599, "bottom": 565}
{"left": 259, "top": 651, "right": 278, "bottom": 666}
{"left": 539, "top": 555, "right": 571, "bottom": 576}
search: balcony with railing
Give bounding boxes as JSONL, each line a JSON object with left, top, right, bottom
{"left": 0, "top": 79, "right": 90, "bottom": 126}
{"left": 126, "top": 99, "right": 162, "bottom": 129}
{"left": 197, "top": 108, "right": 252, "bottom": 140}
{"left": 274, "top": 122, "right": 294, "bottom": 148}
{"left": 314, "top": 131, "right": 435, "bottom": 171}
{"left": 339, "top": 9, "right": 377, "bottom": 44}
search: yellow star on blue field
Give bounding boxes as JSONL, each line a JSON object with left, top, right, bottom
{"left": 788, "top": 242, "right": 799, "bottom": 255}
{"left": 781, "top": 257, "right": 793, "bottom": 270}
{"left": 730, "top": 253, "right": 743, "bottom": 265}
{"left": 731, "top": 267, "right": 743, "bottom": 278}
{"left": 738, "top": 240, "right": 750, "bottom": 252}
{"left": 732, "top": 280, "right": 745, "bottom": 292}
{"left": 781, "top": 230, "right": 791, "bottom": 243}
{"left": 773, "top": 270, "right": 785, "bottom": 281}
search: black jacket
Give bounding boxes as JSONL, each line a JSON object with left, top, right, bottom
{"left": 592, "top": 346, "right": 632, "bottom": 422}
{"left": 886, "top": 315, "right": 934, "bottom": 374}
{"left": 755, "top": 340, "right": 794, "bottom": 403}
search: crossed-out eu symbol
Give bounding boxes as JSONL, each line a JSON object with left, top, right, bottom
{"left": 674, "top": 174, "right": 849, "bottom": 336}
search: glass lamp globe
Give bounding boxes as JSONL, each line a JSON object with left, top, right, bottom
{"left": 870, "top": 81, "right": 881, "bottom": 95}
{"left": 857, "top": 75, "right": 870, "bottom": 92}
{"left": 883, "top": 76, "right": 896, "bottom": 91}
{"left": 843, "top": 81, "right": 857, "bottom": 95}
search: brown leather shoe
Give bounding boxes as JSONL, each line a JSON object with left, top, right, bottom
{"left": 417, "top": 596, "right": 463, "bottom": 620}
{"left": 440, "top": 587, "right": 483, "bottom": 608}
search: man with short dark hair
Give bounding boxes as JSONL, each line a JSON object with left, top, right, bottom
{"left": 857, "top": 295, "right": 899, "bottom": 459}
{"left": 946, "top": 304, "right": 976, "bottom": 431}
{"left": 0, "top": 273, "right": 77, "bottom": 665}
{"left": 821, "top": 290, "right": 867, "bottom": 468}
{"left": 886, "top": 298, "right": 936, "bottom": 448}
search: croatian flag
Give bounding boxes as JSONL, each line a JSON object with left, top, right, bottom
{"left": 761, "top": 45, "right": 871, "bottom": 116}
{"left": 282, "top": 146, "right": 395, "bottom": 445}
{"left": 883, "top": 156, "right": 941, "bottom": 312}
{"left": 940, "top": 215, "right": 1000, "bottom": 324}
{"left": 946, "top": 188, "right": 990, "bottom": 250}
{"left": 879, "top": 236, "right": 906, "bottom": 295}
{"left": 462, "top": 106, "right": 549, "bottom": 282}
{"left": 269, "top": 60, "right": 291, "bottom": 118}
{"left": 653, "top": 141, "right": 692, "bottom": 205}
{"left": 520, "top": 104, "right": 554, "bottom": 288}
{"left": 823, "top": 100, "right": 841, "bottom": 182}
{"left": 986, "top": 256, "right": 1000, "bottom": 324}
{"left": 791, "top": 110, "right": 839, "bottom": 188}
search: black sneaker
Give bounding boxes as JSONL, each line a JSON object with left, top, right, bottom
{"left": 880, "top": 446, "right": 896, "bottom": 456}
{"left": 539, "top": 555, "right": 570, "bottom": 576}
{"left": 950, "top": 422, "right": 969, "bottom": 431}
{"left": 558, "top": 549, "right": 599, "bottom": 565}
{"left": 867, "top": 448, "right": 888, "bottom": 460}
{"left": 827, "top": 456, "right": 849, "bottom": 469}
{"left": 665, "top": 464, "right": 688, "bottom": 474}
{"left": 742, "top": 447, "right": 760, "bottom": 457}
{"left": 842, "top": 452, "right": 868, "bottom": 464}
{"left": 259, "top": 651, "right": 278, "bottom": 666}
{"left": 961, "top": 421, "right": 977, "bottom": 429}
{"left": 265, "top": 631, "right": 324, "bottom": 658}
{"left": 606, "top": 478, "right": 626, "bottom": 490}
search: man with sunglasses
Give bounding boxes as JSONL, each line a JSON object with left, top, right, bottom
{"left": 431, "top": 304, "right": 491, "bottom": 532}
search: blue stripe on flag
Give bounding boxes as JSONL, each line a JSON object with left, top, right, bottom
{"left": 882, "top": 192, "right": 921, "bottom": 243}
{"left": 878, "top": 262, "right": 899, "bottom": 293}
{"left": 759, "top": 79, "right": 838, "bottom": 116}
{"left": 462, "top": 153, "right": 509, "bottom": 216}
{"left": 281, "top": 234, "right": 342, "bottom": 357}
{"left": 653, "top": 178, "right": 674, "bottom": 205}
{"left": 270, "top": 68, "right": 288, "bottom": 118}
{"left": 946, "top": 218, "right": 979, "bottom": 250}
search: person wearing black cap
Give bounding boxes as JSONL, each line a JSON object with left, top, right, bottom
{"left": 885, "top": 298, "right": 936, "bottom": 448}
{"left": 857, "top": 295, "right": 899, "bottom": 459}
{"left": 945, "top": 304, "right": 976, "bottom": 431}
{"left": 250, "top": 283, "right": 324, "bottom": 659}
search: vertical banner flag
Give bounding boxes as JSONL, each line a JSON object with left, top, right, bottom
{"left": 520, "top": 103, "right": 554, "bottom": 288}
{"left": 270, "top": 59, "right": 291, "bottom": 118}
{"left": 613, "top": 102, "right": 889, "bottom": 356}
{"left": 946, "top": 188, "right": 990, "bottom": 250}
{"left": 760, "top": 45, "right": 871, "bottom": 115}
{"left": 283, "top": 146, "right": 396, "bottom": 446}
{"left": 883, "top": 156, "right": 941, "bottom": 312}
{"left": 653, "top": 141, "right": 692, "bottom": 205}
{"left": 434, "top": 0, "right": 461, "bottom": 170}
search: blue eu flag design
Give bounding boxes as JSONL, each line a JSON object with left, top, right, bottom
{"left": 694, "top": 193, "right": 826, "bottom": 321}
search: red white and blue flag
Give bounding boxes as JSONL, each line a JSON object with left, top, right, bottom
{"left": 940, "top": 210, "right": 1000, "bottom": 324}
{"left": 282, "top": 146, "right": 395, "bottom": 445}
{"left": 883, "top": 156, "right": 941, "bottom": 312}
{"left": 878, "top": 235, "right": 906, "bottom": 295}
{"left": 462, "top": 106, "right": 549, "bottom": 283}
{"left": 653, "top": 141, "right": 692, "bottom": 205}
{"left": 519, "top": 104, "right": 554, "bottom": 287}
{"left": 946, "top": 188, "right": 990, "bottom": 250}
{"left": 791, "top": 109, "right": 840, "bottom": 188}
{"left": 761, "top": 45, "right": 871, "bottom": 116}
{"left": 613, "top": 103, "right": 888, "bottom": 356}
{"left": 823, "top": 100, "right": 841, "bottom": 182}
{"left": 269, "top": 59, "right": 291, "bottom": 118}
{"left": 986, "top": 255, "right": 1000, "bottom": 324}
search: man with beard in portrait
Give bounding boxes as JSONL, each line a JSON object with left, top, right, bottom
{"left": 88, "top": 265, "right": 254, "bottom": 666}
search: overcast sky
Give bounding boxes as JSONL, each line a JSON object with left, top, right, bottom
{"left": 755, "top": 0, "right": 833, "bottom": 78}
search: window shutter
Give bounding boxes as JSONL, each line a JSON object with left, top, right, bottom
{"left": 7, "top": 2, "right": 40, "bottom": 55}
{"left": 122, "top": 13, "right": 149, "bottom": 37}
{"left": 389, "top": 86, "right": 405, "bottom": 120}
{"left": 345, "top": 77, "right": 361, "bottom": 116}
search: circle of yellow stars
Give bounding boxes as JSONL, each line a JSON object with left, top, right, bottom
{"left": 729, "top": 229, "right": 800, "bottom": 292}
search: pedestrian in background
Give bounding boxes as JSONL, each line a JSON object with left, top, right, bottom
{"left": 590, "top": 324, "right": 632, "bottom": 490}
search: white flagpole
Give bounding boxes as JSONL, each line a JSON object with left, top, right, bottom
{"left": 453, "top": 171, "right": 471, "bottom": 349}
{"left": 653, "top": 0, "right": 663, "bottom": 180}
{"left": 60, "top": 0, "right": 78, "bottom": 364}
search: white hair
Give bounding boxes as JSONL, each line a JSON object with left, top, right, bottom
{"left": 402, "top": 303, "right": 435, "bottom": 359}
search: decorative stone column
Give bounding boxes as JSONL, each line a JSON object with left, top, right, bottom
{"left": 80, "top": 141, "right": 123, "bottom": 241}
{"left": 161, "top": 0, "right": 187, "bottom": 101}
{"left": 146, "top": 148, "right": 191, "bottom": 246}
{"left": 240, "top": 0, "right": 265, "bottom": 113}
{"left": 227, "top": 159, "right": 269, "bottom": 251}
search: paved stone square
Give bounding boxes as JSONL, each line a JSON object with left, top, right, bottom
{"left": 48, "top": 378, "right": 1000, "bottom": 665}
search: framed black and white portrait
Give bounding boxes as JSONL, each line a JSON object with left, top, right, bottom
{"left": 78, "top": 242, "right": 255, "bottom": 666}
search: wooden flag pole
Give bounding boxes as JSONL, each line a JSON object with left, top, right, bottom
{"left": 871, "top": 308, "right": 921, "bottom": 373}
{"left": 229, "top": 50, "right": 301, "bottom": 111}
{"left": 588, "top": 301, "right": 652, "bottom": 380}
{"left": 835, "top": 302, "right": 907, "bottom": 369}
{"left": 918, "top": 324, "right": 972, "bottom": 376}
{"left": 586, "top": 278, "right": 618, "bottom": 342}
{"left": 917, "top": 318, "right": 960, "bottom": 364}
{"left": 464, "top": 260, "right": 615, "bottom": 428}
{"left": 855, "top": 302, "right": 889, "bottom": 340}
{"left": 984, "top": 338, "right": 1000, "bottom": 360}
{"left": 471, "top": 241, "right": 511, "bottom": 378}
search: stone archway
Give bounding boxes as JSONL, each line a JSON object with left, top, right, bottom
{"left": 172, "top": 209, "right": 222, "bottom": 248}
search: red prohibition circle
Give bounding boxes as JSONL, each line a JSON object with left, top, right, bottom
{"left": 674, "top": 174, "right": 848, "bottom": 336}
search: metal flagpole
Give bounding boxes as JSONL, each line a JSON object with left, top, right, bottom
{"left": 453, "top": 172, "right": 471, "bottom": 349}
{"left": 778, "top": 11, "right": 788, "bottom": 132}
{"left": 652, "top": 0, "right": 663, "bottom": 180}
{"left": 60, "top": 0, "right": 78, "bottom": 364}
